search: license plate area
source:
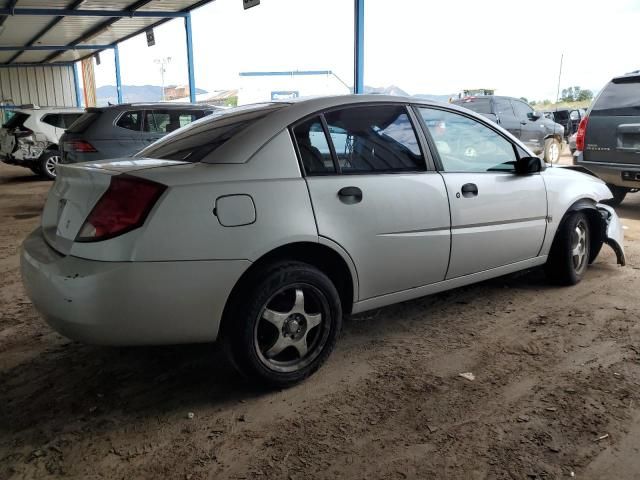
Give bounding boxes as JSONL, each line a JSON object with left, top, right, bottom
{"left": 621, "top": 171, "right": 640, "bottom": 182}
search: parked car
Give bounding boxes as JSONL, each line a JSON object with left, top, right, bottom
{"left": 0, "top": 106, "right": 83, "bottom": 179}
{"left": 60, "top": 103, "right": 217, "bottom": 164}
{"left": 21, "top": 95, "right": 625, "bottom": 387}
{"left": 575, "top": 71, "right": 640, "bottom": 205}
{"left": 452, "top": 96, "right": 565, "bottom": 163}
{"left": 543, "top": 108, "right": 586, "bottom": 141}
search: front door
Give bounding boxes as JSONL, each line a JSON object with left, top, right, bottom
{"left": 494, "top": 97, "right": 521, "bottom": 139}
{"left": 417, "top": 106, "right": 548, "bottom": 279}
{"left": 293, "top": 105, "right": 451, "bottom": 301}
{"left": 512, "top": 99, "right": 545, "bottom": 153}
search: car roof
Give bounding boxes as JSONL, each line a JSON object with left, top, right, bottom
{"left": 87, "top": 102, "right": 216, "bottom": 112}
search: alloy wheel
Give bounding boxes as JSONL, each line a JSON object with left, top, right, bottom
{"left": 571, "top": 220, "right": 588, "bottom": 272}
{"left": 254, "top": 284, "right": 331, "bottom": 373}
{"left": 45, "top": 154, "right": 60, "bottom": 178}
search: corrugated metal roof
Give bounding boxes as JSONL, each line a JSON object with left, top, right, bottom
{"left": 0, "top": 0, "right": 213, "bottom": 65}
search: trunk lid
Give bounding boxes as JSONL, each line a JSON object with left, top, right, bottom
{"left": 42, "top": 158, "right": 185, "bottom": 255}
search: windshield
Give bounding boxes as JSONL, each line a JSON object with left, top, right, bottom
{"left": 135, "top": 103, "right": 286, "bottom": 162}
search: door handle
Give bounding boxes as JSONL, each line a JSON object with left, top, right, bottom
{"left": 338, "top": 186, "right": 362, "bottom": 204}
{"left": 520, "top": 121, "right": 527, "bottom": 125}
{"left": 460, "top": 183, "right": 478, "bottom": 198}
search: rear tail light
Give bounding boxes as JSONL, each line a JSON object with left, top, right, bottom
{"left": 575, "top": 115, "right": 589, "bottom": 152}
{"left": 64, "top": 140, "right": 97, "bottom": 153}
{"left": 76, "top": 175, "right": 166, "bottom": 242}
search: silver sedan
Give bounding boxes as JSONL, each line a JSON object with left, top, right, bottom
{"left": 21, "top": 95, "right": 625, "bottom": 386}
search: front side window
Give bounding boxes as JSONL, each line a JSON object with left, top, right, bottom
{"left": 419, "top": 107, "right": 517, "bottom": 173}
{"left": 116, "top": 110, "right": 142, "bottom": 131}
{"left": 292, "top": 116, "right": 335, "bottom": 174}
{"left": 512, "top": 100, "right": 534, "bottom": 119}
{"left": 323, "top": 105, "right": 425, "bottom": 173}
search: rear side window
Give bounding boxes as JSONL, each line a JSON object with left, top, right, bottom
{"left": 323, "top": 105, "right": 425, "bottom": 173}
{"left": 592, "top": 78, "right": 640, "bottom": 116}
{"left": 495, "top": 99, "right": 514, "bottom": 117}
{"left": 116, "top": 110, "right": 142, "bottom": 131}
{"left": 66, "top": 111, "right": 99, "bottom": 133}
{"left": 3, "top": 112, "right": 29, "bottom": 129}
{"left": 136, "top": 105, "right": 283, "bottom": 162}
{"left": 453, "top": 97, "right": 492, "bottom": 114}
{"left": 292, "top": 116, "right": 335, "bottom": 175}
{"left": 144, "top": 109, "right": 209, "bottom": 133}
{"left": 42, "top": 114, "right": 63, "bottom": 128}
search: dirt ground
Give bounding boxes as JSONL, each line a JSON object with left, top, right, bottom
{"left": 1, "top": 152, "right": 640, "bottom": 480}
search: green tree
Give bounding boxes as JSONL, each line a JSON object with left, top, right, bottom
{"left": 576, "top": 89, "right": 593, "bottom": 102}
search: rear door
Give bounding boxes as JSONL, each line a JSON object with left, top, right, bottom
{"left": 417, "top": 106, "right": 547, "bottom": 279}
{"left": 296, "top": 104, "right": 451, "bottom": 301}
{"left": 585, "top": 76, "right": 640, "bottom": 165}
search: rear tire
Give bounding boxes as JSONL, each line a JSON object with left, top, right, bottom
{"left": 603, "top": 185, "right": 627, "bottom": 207}
{"left": 39, "top": 150, "right": 61, "bottom": 180}
{"left": 227, "top": 261, "right": 342, "bottom": 388}
{"left": 545, "top": 212, "right": 590, "bottom": 285}
{"left": 543, "top": 137, "right": 561, "bottom": 164}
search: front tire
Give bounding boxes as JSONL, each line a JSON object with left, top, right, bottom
{"left": 227, "top": 261, "right": 342, "bottom": 388}
{"left": 603, "top": 185, "right": 627, "bottom": 207}
{"left": 543, "top": 137, "right": 561, "bottom": 164}
{"left": 39, "top": 150, "right": 61, "bottom": 180}
{"left": 545, "top": 212, "right": 590, "bottom": 285}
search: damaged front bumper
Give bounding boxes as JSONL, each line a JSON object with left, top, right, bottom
{"left": 597, "top": 203, "right": 626, "bottom": 266}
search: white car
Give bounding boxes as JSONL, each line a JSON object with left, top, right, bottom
{"left": 1, "top": 106, "right": 83, "bottom": 179}
{"left": 21, "top": 95, "right": 625, "bottom": 387}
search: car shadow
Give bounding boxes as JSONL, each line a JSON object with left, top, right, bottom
{"left": 0, "top": 267, "right": 552, "bottom": 438}
{"left": 0, "top": 172, "right": 48, "bottom": 185}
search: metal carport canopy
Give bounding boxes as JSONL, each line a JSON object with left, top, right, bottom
{"left": 0, "top": 0, "right": 367, "bottom": 103}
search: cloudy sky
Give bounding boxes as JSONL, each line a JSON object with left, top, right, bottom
{"left": 94, "top": 0, "right": 640, "bottom": 101}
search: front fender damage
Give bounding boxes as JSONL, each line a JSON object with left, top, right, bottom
{"left": 596, "top": 204, "right": 626, "bottom": 266}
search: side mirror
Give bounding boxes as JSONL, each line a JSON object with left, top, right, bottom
{"left": 515, "top": 156, "right": 543, "bottom": 175}
{"left": 527, "top": 112, "right": 541, "bottom": 121}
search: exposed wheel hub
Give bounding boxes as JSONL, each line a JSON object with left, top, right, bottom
{"left": 284, "top": 313, "right": 307, "bottom": 340}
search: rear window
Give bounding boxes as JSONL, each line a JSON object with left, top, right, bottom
{"left": 592, "top": 78, "right": 640, "bottom": 116}
{"left": 66, "top": 111, "right": 100, "bottom": 133}
{"left": 135, "top": 104, "right": 284, "bottom": 162}
{"left": 3, "top": 112, "right": 29, "bottom": 129}
{"left": 452, "top": 97, "right": 492, "bottom": 114}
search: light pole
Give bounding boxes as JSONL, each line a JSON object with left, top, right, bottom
{"left": 154, "top": 56, "right": 172, "bottom": 101}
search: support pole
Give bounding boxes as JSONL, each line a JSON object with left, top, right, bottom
{"left": 185, "top": 12, "right": 196, "bottom": 103}
{"left": 72, "top": 62, "right": 82, "bottom": 107}
{"left": 354, "top": 0, "right": 364, "bottom": 94}
{"left": 113, "top": 44, "right": 123, "bottom": 104}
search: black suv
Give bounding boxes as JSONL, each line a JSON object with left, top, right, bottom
{"left": 452, "top": 96, "right": 565, "bottom": 163}
{"left": 60, "top": 103, "right": 217, "bottom": 164}
{"left": 575, "top": 71, "right": 640, "bottom": 206}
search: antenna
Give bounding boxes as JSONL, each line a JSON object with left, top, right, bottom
{"left": 555, "top": 53, "right": 563, "bottom": 108}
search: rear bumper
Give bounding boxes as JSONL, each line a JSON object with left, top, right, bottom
{"left": 21, "top": 228, "right": 250, "bottom": 346}
{"left": 575, "top": 154, "right": 640, "bottom": 189}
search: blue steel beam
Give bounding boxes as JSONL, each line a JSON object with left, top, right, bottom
{"left": 0, "top": 45, "right": 114, "bottom": 51}
{"left": 73, "top": 62, "right": 82, "bottom": 107}
{"left": 0, "top": 8, "right": 188, "bottom": 18}
{"left": 185, "top": 12, "right": 196, "bottom": 102}
{"left": 354, "top": 0, "right": 364, "bottom": 94}
{"left": 114, "top": 44, "right": 123, "bottom": 104}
